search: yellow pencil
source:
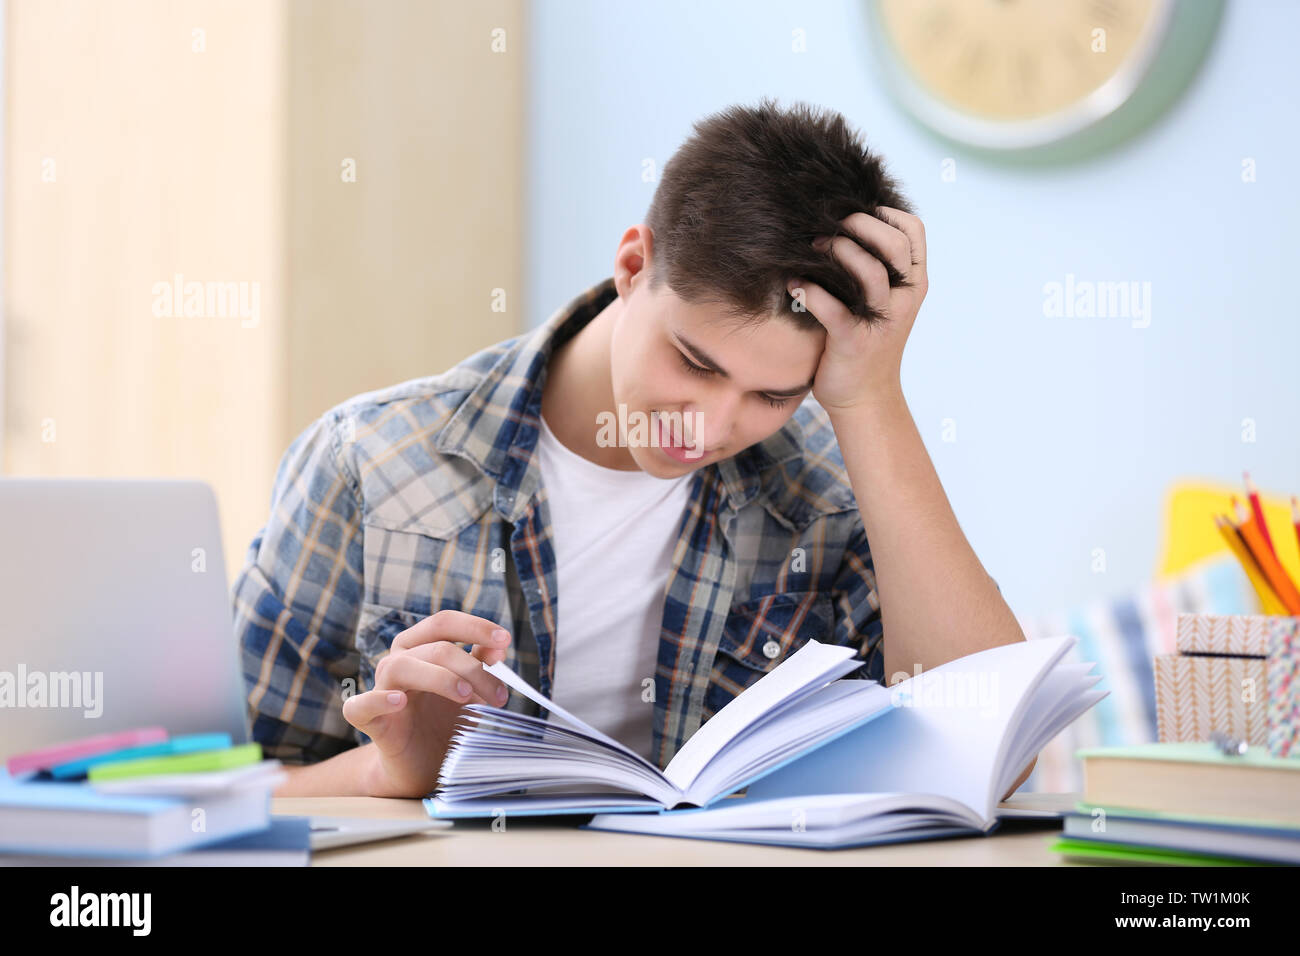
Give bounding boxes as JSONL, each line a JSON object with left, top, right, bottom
{"left": 1232, "top": 500, "right": 1300, "bottom": 614}
{"left": 1214, "top": 514, "right": 1287, "bottom": 615}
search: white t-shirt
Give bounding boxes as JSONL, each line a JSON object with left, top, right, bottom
{"left": 534, "top": 410, "right": 695, "bottom": 762}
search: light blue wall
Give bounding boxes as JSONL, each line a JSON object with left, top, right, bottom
{"left": 525, "top": 0, "right": 1300, "bottom": 619}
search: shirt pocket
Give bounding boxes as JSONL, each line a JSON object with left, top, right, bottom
{"left": 703, "top": 590, "right": 836, "bottom": 721}
{"left": 355, "top": 602, "right": 427, "bottom": 689}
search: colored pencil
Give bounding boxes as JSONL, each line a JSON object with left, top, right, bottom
{"left": 1231, "top": 502, "right": 1300, "bottom": 615}
{"left": 1243, "top": 472, "right": 1277, "bottom": 559}
{"left": 1292, "top": 495, "right": 1300, "bottom": 563}
{"left": 1214, "top": 514, "right": 1287, "bottom": 615}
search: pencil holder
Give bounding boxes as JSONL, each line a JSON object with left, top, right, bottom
{"left": 1154, "top": 613, "right": 1300, "bottom": 754}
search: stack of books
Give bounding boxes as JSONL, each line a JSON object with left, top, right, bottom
{"left": 1050, "top": 741, "right": 1300, "bottom": 866}
{"left": 0, "top": 727, "right": 309, "bottom": 865}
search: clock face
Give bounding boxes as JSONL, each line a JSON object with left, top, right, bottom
{"left": 867, "top": 0, "right": 1219, "bottom": 154}
{"left": 875, "top": 0, "right": 1167, "bottom": 123}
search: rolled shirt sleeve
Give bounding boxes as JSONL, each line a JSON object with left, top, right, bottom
{"left": 231, "top": 409, "right": 365, "bottom": 765}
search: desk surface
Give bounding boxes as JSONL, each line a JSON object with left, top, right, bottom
{"left": 272, "top": 792, "right": 1082, "bottom": 866}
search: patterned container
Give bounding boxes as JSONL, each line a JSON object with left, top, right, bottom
{"left": 1155, "top": 613, "right": 1300, "bottom": 757}
{"left": 1154, "top": 653, "right": 1268, "bottom": 746}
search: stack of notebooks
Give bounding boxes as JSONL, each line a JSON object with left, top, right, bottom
{"left": 0, "top": 728, "right": 309, "bottom": 865}
{"left": 426, "top": 634, "right": 1108, "bottom": 849}
{"left": 1050, "top": 741, "right": 1300, "bottom": 866}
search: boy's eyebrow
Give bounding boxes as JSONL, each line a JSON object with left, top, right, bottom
{"left": 673, "top": 331, "right": 815, "bottom": 397}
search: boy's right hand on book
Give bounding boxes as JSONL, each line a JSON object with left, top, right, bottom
{"left": 341, "top": 610, "right": 513, "bottom": 798}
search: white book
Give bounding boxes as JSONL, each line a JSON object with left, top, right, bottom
{"left": 87, "top": 760, "right": 287, "bottom": 796}
{"left": 426, "top": 640, "right": 890, "bottom": 817}
{"left": 584, "top": 635, "right": 1107, "bottom": 848}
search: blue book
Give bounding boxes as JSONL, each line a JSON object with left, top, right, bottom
{"left": 1060, "top": 806, "right": 1300, "bottom": 865}
{"left": 0, "top": 765, "right": 272, "bottom": 858}
{"left": 0, "top": 816, "right": 311, "bottom": 867}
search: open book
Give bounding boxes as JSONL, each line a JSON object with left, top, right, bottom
{"left": 584, "top": 635, "right": 1107, "bottom": 849}
{"left": 425, "top": 634, "right": 1104, "bottom": 826}
{"left": 425, "top": 639, "right": 883, "bottom": 817}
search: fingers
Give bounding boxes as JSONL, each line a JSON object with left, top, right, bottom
{"left": 469, "top": 640, "right": 510, "bottom": 668}
{"left": 391, "top": 608, "right": 512, "bottom": 654}
{"left": 874, "top": 206, "right": 927, "bottom": 269}
{"left": 374, "top": 640, "right": 511, "bottom": 707}
{"left": 787, "top": 278, "right": 861, "bottom": 343}
{"left": 342, "top": 686, "right": 411, "bottom": 737}
{"left": 839, "top": 210, "right": 913, "bottom": 279}
{"left": 819, "top": 236, "right": 892, "bottom": 314}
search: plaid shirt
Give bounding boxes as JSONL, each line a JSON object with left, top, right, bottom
{"left": 232, "top": 276, "right": 886, "bottom": 772}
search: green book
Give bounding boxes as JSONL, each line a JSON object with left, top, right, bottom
{"left": 87, "top": 743, "right": 262, "bottom": 781}
{"left": 1049, "top": 837, "right": 1276, "bottom": 867}
{"left": 1075, "top": 741, "right": 1300, "bottom": 769}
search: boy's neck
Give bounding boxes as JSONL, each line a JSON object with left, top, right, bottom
{"left": 541, "top": 295, "right": 640, "bottom": 471}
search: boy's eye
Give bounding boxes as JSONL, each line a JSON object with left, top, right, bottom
{"left": 677, "top": 352, "right": 713, "bottom": 379}
{"left": 676, "top": 351, "right": 790, "bottom": 410}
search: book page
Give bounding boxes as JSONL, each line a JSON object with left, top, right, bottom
{"left": 480, "top": 660, "right": 660, "bottom": 772}
{"left": 744, "top": 636, "right": 1079, "bottom": 821}
{"left": 661, "top": 640, "right": 860, "bottom": 790}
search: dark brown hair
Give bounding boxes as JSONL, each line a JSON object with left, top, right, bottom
{"left": 644, "top": 97, "right": 916, "bottom": 331}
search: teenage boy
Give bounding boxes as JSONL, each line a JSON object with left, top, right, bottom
{"left": 233, "top": 98, "right": 1036, "bottom": 799}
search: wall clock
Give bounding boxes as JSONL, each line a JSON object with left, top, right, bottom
{"left": 865, "top": 0, "right": 1225, "bottom": 163}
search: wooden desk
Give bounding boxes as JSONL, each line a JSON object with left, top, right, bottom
{"left": 272, "top": 792, "right": 1081, "bottom": 866}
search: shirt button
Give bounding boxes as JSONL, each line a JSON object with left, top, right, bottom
{"left": 762, "top": 640, "right": 781, "bottom": 660}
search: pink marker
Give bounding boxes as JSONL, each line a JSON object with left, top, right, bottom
{"left": 6, "top": 727, "right": 169, "bottom": 777}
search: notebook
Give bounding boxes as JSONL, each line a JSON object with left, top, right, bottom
{"left": 1061, "top": 805, "right": 1300, "bottom": 864}
{"left": 1049, "top": 837, "right": 1275, "bottom": 867}
{"left": 85, "top": 760, "right": 287, "bottom": 796}
{"left": 582, "top": 635, "right": 1107, "bottom": 848}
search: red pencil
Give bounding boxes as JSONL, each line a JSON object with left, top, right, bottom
{"left": 1292, "top": 494, "right": 1300, "bottom": 563}
{"left": 1243, "top": 472, "right": 1277, "bottom": 559}
{"left": 1231, "top": 502, "right": 1300, "bottom": 614}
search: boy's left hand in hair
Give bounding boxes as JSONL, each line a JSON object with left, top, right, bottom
{"left": 787, "top": 206, "right": 928, "bottom": 412}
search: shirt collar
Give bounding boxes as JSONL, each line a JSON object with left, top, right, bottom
{"left": 433, "top": 276, "right": 807, "bottom": 521}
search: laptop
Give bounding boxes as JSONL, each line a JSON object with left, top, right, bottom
{"left": 0, "top": 477, "right": 448, "bottom": 852}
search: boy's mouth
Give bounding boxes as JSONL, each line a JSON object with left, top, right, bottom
{"left": 654, "top": 411, "right": 708, "bottom": 460}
